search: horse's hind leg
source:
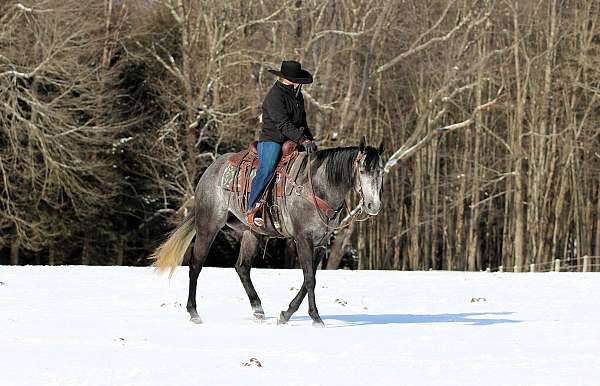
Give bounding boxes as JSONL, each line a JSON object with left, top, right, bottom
{"left": 187, "top": 208, "right": 226, "bottom": 324}
{"left": 235, "top": 230, "right": 265, "bottom": 321}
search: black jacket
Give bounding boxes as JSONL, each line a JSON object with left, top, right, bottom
{"left": 259, "top": 81, "right": 314, "bottom": 144}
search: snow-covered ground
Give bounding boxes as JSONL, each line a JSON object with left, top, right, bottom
{"left": 1, "top": 266, "right": 599, "bottom": 386}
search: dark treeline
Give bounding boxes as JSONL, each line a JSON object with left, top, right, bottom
{"left": 0, "top": 0, "right": 598, "bottom": 270}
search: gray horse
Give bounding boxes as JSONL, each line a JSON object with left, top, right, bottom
{"left": 151, "top": 137, "right": 384, "bottom": 326}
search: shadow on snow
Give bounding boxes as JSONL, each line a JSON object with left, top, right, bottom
{"left": 292, "top": 312, "right": 521, "bottom": 327}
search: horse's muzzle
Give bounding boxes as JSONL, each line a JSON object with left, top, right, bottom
{"left": 365, "top": 202, "right": 381, "bottom": 216}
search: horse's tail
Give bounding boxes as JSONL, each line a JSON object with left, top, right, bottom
{"left": 150, "top": 208, "right": 196, "bottom": 278}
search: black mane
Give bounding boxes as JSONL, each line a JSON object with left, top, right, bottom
{"left": 311, "top": 146, "right": 381, "bottom": 186}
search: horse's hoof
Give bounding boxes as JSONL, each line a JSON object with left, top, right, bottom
{"left": 190, "top": 316, "right": 203, "bottom": 324}
{"left": 312, "top": 320, "right": 325, "bottom": 328}
{"left": 253, "top": 312, "right": 266, "bottom": 322}
{"left": 277, "top": 311, "right": 289, "bottom": 325}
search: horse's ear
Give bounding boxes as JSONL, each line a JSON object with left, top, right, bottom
{"left": 359, "top": 136, "right": 366, "bottom": 152}
{"left": 378, "top": 140, "right": 384, "bottom": 155}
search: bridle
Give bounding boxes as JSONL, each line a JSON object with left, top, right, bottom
{"left": 305, "top": 150, "right": 373, "bottom": 230}
{"left": 352, "top": 152, "right": 366, "bottom": 210}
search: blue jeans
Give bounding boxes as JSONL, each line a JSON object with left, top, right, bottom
{"left": 247, "top": 141, "right": 282, "bottom": 211}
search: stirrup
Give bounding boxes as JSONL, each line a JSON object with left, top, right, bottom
{"left": 247, "top": 205, "right": 264, "bottom": 227}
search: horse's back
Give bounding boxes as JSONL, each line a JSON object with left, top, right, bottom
{"left": 193, "top": 154, "right": 233, "bottom": 205}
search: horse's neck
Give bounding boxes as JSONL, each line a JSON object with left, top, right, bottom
{"left": 304, "top": 157, "right": 353, "bottom": 211}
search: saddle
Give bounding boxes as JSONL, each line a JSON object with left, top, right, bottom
{"left": 222, "top": 140, "right": 304, "bottom": 234}
{"left": 227, "top": 140, "right": 299, "bottom": 174}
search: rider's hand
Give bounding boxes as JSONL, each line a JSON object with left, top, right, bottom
{"left": 302, "top": 139, "right": 317, "bottom": 154}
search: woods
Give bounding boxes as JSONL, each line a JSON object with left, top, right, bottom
{"left": 0, "top": 0, "right": 599, "bottom": 271}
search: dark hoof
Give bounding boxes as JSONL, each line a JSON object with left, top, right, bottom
{"left": 312, "top": 320, "right": 325, "bottom": 328}
{"left": 190, "top": 316, "right": 203, "bottom": 324}
{"left": 277, "top": 311, "right": 289, "bottom": 325}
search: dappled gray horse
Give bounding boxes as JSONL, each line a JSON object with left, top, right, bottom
{"left": 151, "top": 137, "right": 384, "bottom": 326}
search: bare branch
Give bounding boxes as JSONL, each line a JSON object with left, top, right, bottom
{"left": 215, "top": 6, "right": 288, "bottom": 50}
{"left": 433, "top": 96, "right": 500, "bottom": 134}
{"left": 303, "top": 90, "right": 335, "bottom": 111}
{"left": 14, "top": 3, "right": 54, "bottom": 13}
{"left": 305, "top": 29, "right": 371, "bottom": 50}
{"left": 375, "top": 2, "right": 494, "bottom": 75}
{"left": 384, "top": 94, "right": 501, "bottom": 173}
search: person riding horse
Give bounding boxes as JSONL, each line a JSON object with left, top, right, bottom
{"left": 246, "top": 60, "right": 317, "bottom": 226}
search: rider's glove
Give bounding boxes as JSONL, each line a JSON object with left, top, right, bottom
{"left": 302, "top": 139, "right": 317, "bottom": 154}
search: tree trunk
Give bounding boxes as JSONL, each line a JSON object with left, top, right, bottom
{"left": 81, "top": 236, "right": 92, "bottom": 265}
{"left": 455, "top": 127, "right": 470, "bottom": 270}
{"left": 10, "top": 240, "right": 19, "bottom": 265}
{"left": 552, "top": 169, "right": 569, "bottom": 260}
{"left": 327, "top": 222, "right": 356, "bottom": 270}
{"left": 512, "top": 3, "right": 526, "bottom": 270}
{"left": 284, "top": 239, "right": 299, "bottom": 269}
{"left": 530, "top": 0, "right": 558, "bottom": 265}
{"left": 101, "top": 0, "right": 113, "bottom": 72}
{"left": 48, "top": 243, "right": 56, "bottom": 266}
{"left": 357, "top": 223, "right": 366, "bottom": 269}
{"left": 595, "top": 186, "right": 600, "bottom": 259}
{"left": 430, "top": 148, "right": 440, "bottom": 271}
{"left": 409, "top": 153, "right": 423, "bottom": 270}
{"left": 467, "top": 41, "right": 485, "bottom": 271}
{"left": 115, "top": 236, "right": 125, "bottom": 266}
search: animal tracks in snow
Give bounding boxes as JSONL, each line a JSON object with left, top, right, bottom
{"left": 334, "top": 298, "right": 348, "bottom": 307}
{"left": 241, "top": 358, "right": 263, "bottom": 368}
{"left": 470, "top": 297, "right": 487, "bottom": 303}
{"left": 160, "top": 301, "right": 183, "bottom": 308}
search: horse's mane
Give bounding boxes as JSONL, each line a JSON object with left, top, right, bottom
{"left": 310, "top": 146, "right": 381, "bottom": 186}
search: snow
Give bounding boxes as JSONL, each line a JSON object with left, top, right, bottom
{"left": 1, "top": 266, "right": 599, "bottom": 386}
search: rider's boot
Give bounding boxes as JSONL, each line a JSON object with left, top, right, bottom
{"left": 246, "top": 203, "right": 264, "bottom": 227}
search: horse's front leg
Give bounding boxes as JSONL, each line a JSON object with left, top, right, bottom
{"left": 279, "top": 237, "right": 324, "bottom": 327}
{"left": 278, "top": 247, "right": 324, "bottom": 324}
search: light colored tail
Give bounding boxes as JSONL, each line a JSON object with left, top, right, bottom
{"left": 150, "top": 209, "right": 196, "bottom": 278}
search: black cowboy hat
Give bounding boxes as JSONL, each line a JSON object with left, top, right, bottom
{"left": 268, "top": 60, "right": 313, "bottom": 84}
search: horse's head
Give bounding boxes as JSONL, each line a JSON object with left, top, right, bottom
{"left": 355, "top": 137, "right": 384, "bottom": 216}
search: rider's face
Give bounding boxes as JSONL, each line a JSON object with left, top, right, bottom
{"left": 280, "top": 78, "right": 300, "bottom": 87}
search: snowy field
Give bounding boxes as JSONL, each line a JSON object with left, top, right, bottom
{"left": 1, "top": 266, "right": 599, "bottom": 386}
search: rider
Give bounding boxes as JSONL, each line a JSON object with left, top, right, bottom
{"left": 246, "top": 60, "right": 317, "bottom": 226}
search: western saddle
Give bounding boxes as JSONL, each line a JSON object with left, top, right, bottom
{"left": 222, "top": 140, "right": 337, "bottom": 236}
{"left": 223, "top": 140, "right": 303, "bottom": 235}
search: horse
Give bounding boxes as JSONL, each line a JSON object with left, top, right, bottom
{"left": 151, "top": 137, "right": 384, "bottom": 326}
